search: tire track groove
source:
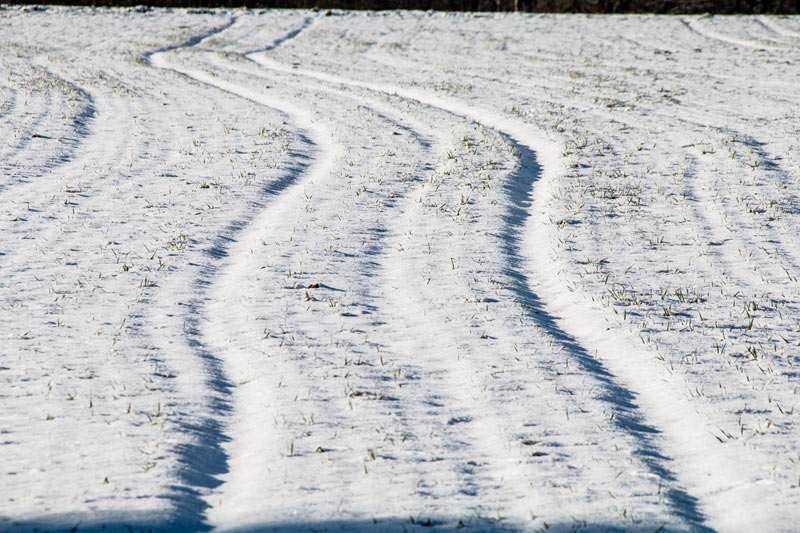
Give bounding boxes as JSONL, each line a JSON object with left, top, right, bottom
{"left": 148, "top": 17, "right": 348, "bottom": 529}
{"left": 245, "top": 50, "right": 710, "bottom": 529}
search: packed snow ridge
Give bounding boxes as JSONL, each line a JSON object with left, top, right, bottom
{"left": 2, "top": 6, "right": 800, "bottom": 532}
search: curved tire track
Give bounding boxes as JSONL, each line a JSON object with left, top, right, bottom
{"left": 147, "top": 18, "right": 347, "bottom": 528}
{"left": 241, "top": 51, "right": 716, "bottom": 529}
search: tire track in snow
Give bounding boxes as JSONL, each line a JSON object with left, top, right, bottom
{"left": 496, "top": 93, "right": 773, "bottom": 533}
{"left": 759, "top": 16, "right": 800, "bottom": 39}
{"left": 246, "top": 15, "right": 314, "bottom": 53}
{"left": 363, "top": 95, "right": 697, "bottom": 527}
{"left": 147, "top": 19, "right": 341, "bottom": 528}
{"left": 376, "top": 116, "right": 681, "bottom": 526}
{"left": 329, "top": 100, "right": 537, "bottom": 524}
{"left": 196, "top": 48, "right": 498, "bottom": 527}
{"left": 214, "top": 49, "right": 534, "bottom": 526}
{"left": 194, "top": 45, "right": 548, "bottom": 527}
{"left": 681, "top": 16, "right": 784, "bottom": 51}
{"left": 197, "top": 100, "right": 337, "bottom": 529}
{"left": 246, "top": 53, "right": 713, "bottom": 529}
{"left": 226, "top": 51, "right": 579, "bottom": 526}
{"left": 144, "top": 18, "right": 245, "bottom": 526}
{"left": 200, "top": 101, "right": 437, "bottom": 529}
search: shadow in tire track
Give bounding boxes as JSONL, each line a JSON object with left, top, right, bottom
{"left": 168, "top": 125, "right": 318, "bottom": 529}
{"left": 143, "top": 17, "right": 320, "bottom": 528}
{"left": 501, "top": 139, "right": 712, "bottom": 531}
{"left": 167, "top": 117, "right": 317, "bottom": 530}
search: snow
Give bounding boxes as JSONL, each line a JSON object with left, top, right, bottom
{"left": 2, "top": 5, "right": 800, "bottom": 532}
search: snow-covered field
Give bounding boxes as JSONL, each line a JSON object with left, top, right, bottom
{"left": 2, "top": 5, "right": 800, "bottom": 531}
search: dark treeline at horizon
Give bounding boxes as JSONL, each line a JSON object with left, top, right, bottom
{"left": 7, "top": 0, "right": 800, "bottom": 13}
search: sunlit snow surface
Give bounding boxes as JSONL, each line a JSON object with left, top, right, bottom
{"left": 2, "top": 6, "right": 800, "bottom": 532}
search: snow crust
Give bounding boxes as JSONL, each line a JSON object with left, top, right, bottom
{"left": 2, "top": 6, "right": 800, "bottom": 532}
